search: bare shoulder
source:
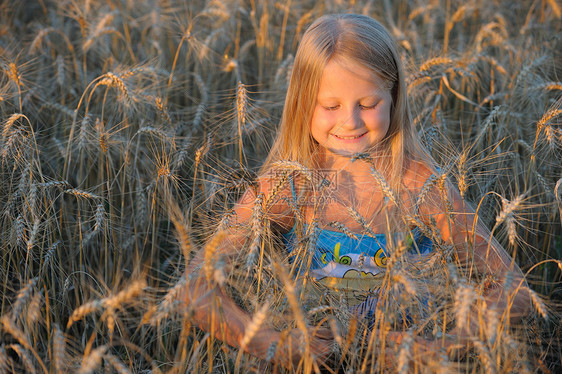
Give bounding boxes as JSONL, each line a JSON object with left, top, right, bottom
{"left": 402, "top": 159, "right": 438, "bottom": 192}
{"left": 233, "top": 167, "right": 297, "bottom": 232}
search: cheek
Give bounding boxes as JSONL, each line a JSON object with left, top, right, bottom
{"left": 311, "top": 110, "right": 334, "bottom": 130}
{"left": 364, "top": 111, "right": 388, "bottom": 129}
{"left": 374, "top": 105, "right": 392, "bottom": 127}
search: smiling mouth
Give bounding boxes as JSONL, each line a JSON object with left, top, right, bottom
{"left": 332, "top": 133, "right": 367, "bottom": 140}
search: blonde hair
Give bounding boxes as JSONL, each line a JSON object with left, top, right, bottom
{"left": 263, "top": 14, "right": 429, "bottom": 189}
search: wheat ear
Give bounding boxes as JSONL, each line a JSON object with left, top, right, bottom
{"left": 53, "top": 323, "right": 66, "bottom": 373}
{"left": 454, "top": 284, "right": 476, "bottom": 333}
{"left": 104, "top": 353, "right": 132, "bottom": 374}
{"left": 240, "top": 301, "right": 270, "bottom": 351}
{"left": 78, "top": 345, "right": 108, "bottom": 374}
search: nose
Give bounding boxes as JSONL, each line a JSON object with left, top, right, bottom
{"left": 340, "top": 106, "right": 363, "bottom": 130}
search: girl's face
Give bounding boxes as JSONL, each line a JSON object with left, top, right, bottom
{"left": 310, "top": 58, "right": 392, "bottom": 159}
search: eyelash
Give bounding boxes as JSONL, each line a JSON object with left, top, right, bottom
{"left": 359, "top": 103, "right": 377, "bottom": 110}
{"left": 322, "top": 103, "right": 377, "bottom": 111}
{"left": 323, "top": 105, "right": 340, "bottom": 111}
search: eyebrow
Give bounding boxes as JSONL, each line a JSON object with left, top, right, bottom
{"left": 317, "top": 94, "right": 383, "bottom": 101}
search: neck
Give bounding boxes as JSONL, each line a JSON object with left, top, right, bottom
{"left": 314, "top": 148, "right": 388, "bottom": 173}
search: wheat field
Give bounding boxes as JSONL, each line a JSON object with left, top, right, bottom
{"left": 0, "top": 0, "right": 561, "bottom": 372}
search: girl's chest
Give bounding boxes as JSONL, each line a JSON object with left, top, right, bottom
{"left": 301, "top": 180, "right": 395, "bottom": 233}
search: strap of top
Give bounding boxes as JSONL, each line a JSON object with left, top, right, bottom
{"left": 288, "top": 174, "right": 298, "bottom": 202}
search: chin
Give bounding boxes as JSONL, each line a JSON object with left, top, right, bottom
{"left": 327, "top": 147, "right": 368, "bottom": 158}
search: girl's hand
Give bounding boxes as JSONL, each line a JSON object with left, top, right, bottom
{"left": 385, "top": 331, "right": 469, "bottom": 364}
{"left": 273, "top": 326, "right": 335, "bottom": 369}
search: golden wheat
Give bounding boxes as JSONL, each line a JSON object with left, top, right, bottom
{"left": 0, "top": 1, "right": 559, "bottom": 372}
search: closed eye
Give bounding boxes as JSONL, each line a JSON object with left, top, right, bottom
{"left": 322, "top": 105, "right": 340, "bottom": 111}
{"left": 359, "top": 103, "right": 378, "bottom": 110}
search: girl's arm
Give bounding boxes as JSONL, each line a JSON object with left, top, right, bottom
{"left": 418, "top": 175, "right": 531, "bottom": 338}
{"left": 179, "top": 175, "right": 334, "bottom": 368}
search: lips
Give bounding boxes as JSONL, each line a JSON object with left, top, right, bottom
{"left": 331, "top": 132, "right": 367, "bottom": 140}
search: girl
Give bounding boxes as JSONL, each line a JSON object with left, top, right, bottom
{"left": 181, "top": 14, "right": 530, "bottom": 371}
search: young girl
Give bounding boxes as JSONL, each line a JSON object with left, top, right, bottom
{"left": 181, "top": 14, "right": 530, "bottom": 371}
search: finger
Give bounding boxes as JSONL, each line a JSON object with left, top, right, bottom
{"left": 312, "top": 327, "right": 334, "bottom": 340}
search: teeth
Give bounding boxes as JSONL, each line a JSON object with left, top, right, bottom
{"left": 333, "top": 133, "right": 364, "bottom": 139}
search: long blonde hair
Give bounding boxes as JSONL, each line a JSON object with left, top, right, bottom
{"left": 263, "top": 14, "right": 429, "bottom": 190}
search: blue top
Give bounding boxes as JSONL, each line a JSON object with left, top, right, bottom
{"left": 281, "top": 175, "right": 435, "bottom": 318}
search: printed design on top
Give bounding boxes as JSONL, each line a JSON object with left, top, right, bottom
{"left": 308, "top": 236, "right": 389, "bottom": 307}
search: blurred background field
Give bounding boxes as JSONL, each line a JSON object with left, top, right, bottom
{"left": 0, "top": 0, "right": 561, "bottom": 372}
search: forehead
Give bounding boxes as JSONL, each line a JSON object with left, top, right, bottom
{"left": 316, "top": 58, "right": 390, "bottom": 98}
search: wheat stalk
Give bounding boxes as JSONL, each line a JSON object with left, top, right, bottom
{"left": 12, "top": 277, "right": 38, "bottom": 316}
{"left": 2, "top": 113, "right": 26, "bottom": 139}
{"left": 15, "top": 164, "right": 30, "bottom": 201}
{"left": 415, "top": 172, "right": 441, "bottom": 207}
{"left": 306, "top": 218, "right": 321, "bottom": 256}
{"left": 64, "top": 188, "right": 101, "bottom": 200}
{"left": 152, "top": 95, "right": 171, "bottom": 124}
{"left": 94, "top": 72, "right": 134, "bottom": 106}
{"left": 354, "top": 154, "right": 399, "bottom": 205}
{"left": 67, "top": 300, "right": 103, "bottom": 328}
{"left": 527, "top": 287, "right": 548, "bottom": 320}
{"left": 8, "top": 344, "right": 36, "bottom": 374}
{"left": 264, "top": 170, "right": 290, "bottom": 207}
{"left": 537, "top": 108, "right": 562, "bottom": 129}
{"left": 235, "top": 81, "right": 248, "bottom": 164}
{"left": 347, "top": 207, "right": 377, "bottom": 238}
{"left": 28, "top": 181, "right": 38, "bottom": 218}
{"left": 52, "top": 323, "right": 66, "bottom": 373}
{"left": 78, "top": 345, "right": 108, "bottom": 374}
{"left": 265, "top": 341, "right": 278, "bottom": 363}
{"left": 454, "top": 284, "right": 475, "bottom": 333}
{"left": 56, "top": 55, "right": 65, "bottom": 87}
{"left": 272, "top": 262, "right": 309, "bottom": 344}
{"left": 555, "top": 178, "right": 562, "bottom": 217}
{"left": 473, "top": 339, "right": 497, "bottom": 374}
{"left": 457, "top": 151, "right": 469, "bottom": 199}
{"left": 143, "top": 276, "right": 187, "bottom": 325}
{"left": 102, "top": 280, "right": 146, "bottom": 310}
{"left": 92, "top": 203, "right": 105, "bottom": 233}
{"left": 0, "top": 345, "right": 11, "bottom": 373}
{"left": 397, "top": 332, "right": 413, "bottom": 374}
{"left": 68, "top": 280, "right": 145, "bottom": 328}
{"left": 274, "top": 53, "right": 294, "bottom": 86}
{"left": 531, "top": 82, "right": 562, "bottom": 91}
{"left": 0, "top": 2, "right": 559, "bottom": 372}
{"left": 13, "top": 214, "right": 25, "bottom": 248}
{"left": 1, "top": 127, "right": 25, "bottom": 159}
{"left": 327, "top": 221, "right": 359, "bottom": 240}
{"left": 392, "top": 274, "right": 416, "bottom": 296}
{"left": 247, "top": 193, "right": 264, "bottom": 269}
{"left": 306, "top": 305, "right": 334, "bottom": 317}
{"left": 419, "top": 57, "right": 452, "bottom": 72}
{"left": 485, "top": 308, "right": 498, "bottom": 345}
{"left": 29, "top": 27, "right": 54, "bottom": 53}
{"left": 137, "top": 126, "right": 170, "bottom": 141}
{"left": 496, "top": 195, "right": 525, "bottom": 226}
{"left": 240, "top": 301, "right": 270, "bottom": 350}
{"left": 25, "top": 219, "right": 39, "bottom": 254}
{"left": 271, "top": 161, "right": 314, "bottom": 183}
{"left": 0, "top": 315, "right": 46, "bottom": 374}
{"left": 77, "top": 114, "right": 91, "bottom": 151}
{"left": 105, "top": 308, "right": 116, "bottom": 338}
{"left": 83, "top": 27, "right": 123, "bottom": 52}
{"left": 95, "top": 118, "right": 109, "bottom": 153}
{"left": 104, "top": 353, "right": 132, "bottom": 374}
{"left": 26, "top": 292, "right": 42, "bottom": 325}
{"left": 514, "top": 56, "right": 547, "bottom": 87}
{"left": 203, "top": 231, "right": 226, "bottom": 284}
